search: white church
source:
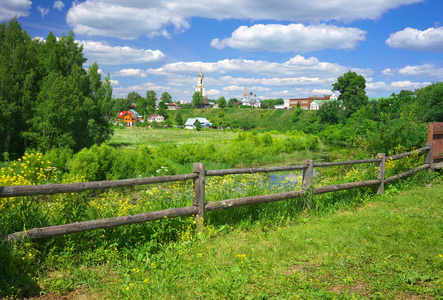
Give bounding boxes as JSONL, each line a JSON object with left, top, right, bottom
{"left": 195, "top": 68, "right": 206, "bottom": 99}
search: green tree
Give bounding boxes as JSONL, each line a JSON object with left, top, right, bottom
{"left": 126, "top": 91, "right": 144, "bottom": 111}
{"left": 146, "top": 90, "right": 157, "bottom": 107}
{"left": 332, "top": 71, "right": 368, "bottom": 118}
{"left": 160, "top": 91, "right": 172, "bottom": 103}
{"left": 318, "top": 100, "right": 342, "bottom": 124}
{"left": 192, "top": 91, "right": 204, "bottom": 108}
{"left": 175, "top": 111, "right": 184, "bottom": 125}
{"left": 416, "top": 82, "right": 443, "bottom": 122}
{"left": 218, "top": 96, "right": 227, "bottom": 108}
{"left": 195, "top": 120, "right": 202, "bottom": 131}
{"left": 156, "top": 107, "right": 168, "bottom": 120}
{"left": 0, "top": 17, "right": 38, "bottom": 157}
{"left": 228, "top": 98, "right": 238, "bottom": 108}
{"left": 0, "top": 19, "right": 113, "bottom": 157}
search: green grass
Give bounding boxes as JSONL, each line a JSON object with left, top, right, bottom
{"left": 20, "top": 178, "right": 442, "bottom": 299}
{"left": 166, "top": 108, "right": 315, "bottom": 132}
{"left": 109, "top": 126, "right": 238, "bottom": 148}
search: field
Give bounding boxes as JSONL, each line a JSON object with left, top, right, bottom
{"left": 1, "top": 128, "right": 442, "bottom": 299}
{"left": 8, "top": 180, "right": 442, "bottom": 299}
{"left": 109, "top": 126, "right": 238, "bottom": 148}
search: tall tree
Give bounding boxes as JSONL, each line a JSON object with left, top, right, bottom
{"left": 160, "top": 91, "right": 172, "bottom": 103}
{"left": 416, "top": 82, "right": 443, "bottom": 122}
{"left": 0, "top": 18, "right": 113, "bottom": 158}
{"left": 332, "top": 71, "right": 368, "bottom": 118}
{"left": 218, "top": 96, "right": 227, "bottom": 108}
{"left": 192, "top": 91, "right": 204, "bottom": 108}
{"left": 146, "top": 90, "right": 157, "bottom": 108}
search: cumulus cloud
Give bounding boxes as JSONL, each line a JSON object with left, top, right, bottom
{"left": 145, "top": 55, "right": 373, "bottom": 79}
{"left": 0, "top": 0, "right": 31, "bottom": 21}
{"left": 398, "top": 64, "right": 443, "bottom": 79}
{"left": 65, "top": 0, "right": 422, "bottom": 39}
{"left": 114, "top": 68, "right": 147, "bottom": 78}
{"left": 53, "top": 1, "right": 65, "bottom": 11}
{"left": 77, "top": 40, "right": 165, "bottom": 65}
{"left": 211, "top": 24, "right": 366, "bottom": 52}
{"left": 386, "top": 27, "right": 443, "bottom": 52}
{"left": 367, "top": 80, "right": 431, "bottom": 94}
{"left": 382, "top": 68, "right": 395, "bottom": 77}
{"left": 67, "top": 2, "right": 189, "bottom": 39}
{"left": 38, "top": 6, "right": 49, "bottom": 18}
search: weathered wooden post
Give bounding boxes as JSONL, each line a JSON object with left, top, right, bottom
{"left": 193, "top": 162, "right": 205, "bottom": 233}
{"left": 376, "top": 153, "right": 386, "bottom": 194}
{"left": 425, "top": 142, "right": 434, "bottom": 171}
{"left": 302, "top": 159, "right": 314, "bottom": 210}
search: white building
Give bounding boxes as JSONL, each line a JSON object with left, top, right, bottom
{"left": 185, "top": 118, "right": 212, "bottom": 129}
{"left": 195, "top": 68, "right": 206, "bottom": 98}
{"left": 240, "top": 88, "right": 261, "bottom": 108}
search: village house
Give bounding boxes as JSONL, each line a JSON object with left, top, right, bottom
{"left": 185, "top": 118, "right": 212, "bottom": 129}
{"left": 146, "top": 113, "right": 165, "bottom": 123}
{"left": 167, "top": 103, "right": 178, "bottom": 110}
{"left": 118, "top": 109, "right": 143, "bottom": 126}
{"left": 289, "top": 94, "right": 337, "bottom": 110}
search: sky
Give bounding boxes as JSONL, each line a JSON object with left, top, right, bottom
{"left": 2, "top": 0, "right": 443, "bottom": 102}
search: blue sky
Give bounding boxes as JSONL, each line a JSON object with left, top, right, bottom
{"left": 2, "top": 0, "right": 443, "bottom": 102}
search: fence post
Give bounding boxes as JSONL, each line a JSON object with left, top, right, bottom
{"left": 302, "top": 159, "right": 314, "bottom": 210}
{"left": 193, "top": 162, "right": 205, "bottom": 233}
{"left": 425, "top": 142, "right": 434, "bottom": 171}
{"left": 376, "top": 153, "right": 385, "bottom": 194}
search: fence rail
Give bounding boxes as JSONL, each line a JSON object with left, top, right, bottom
{"left": 1, "top": 142, "right": 436, "bottom": 242}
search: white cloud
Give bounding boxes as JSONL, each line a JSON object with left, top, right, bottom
{"left": 38, "top": 6, "right": 50, "bottom": 18}
{"left": 398, "top": 64, "right": 443, "bottom": 79}
{"left": 367, "top": 80, "right": 431, "bottom": 94}
{"left": 145, "top": 55, "right": 373, "bottom": 79}
{"left": 77, "top": 40, "right": 165, "bottom": 65}
{"left": 206, "top": 89, "right": 222, "bottom": 97}
{"left": 0, "top": 0, "right": 31, "bottom": 21}
{"left": 114, "top": 68, "right": 147, "bottom": 78}
{"left": 66, "top": 2, "right": 189, "bottom": 39}
{"left": 65, "top": 0, "right": 422, "bottom": 39}
{"left": 53, "top": 1, "right": 65, "bottom": 11}
{"left": 382, "top": 68, "right": 395, "bottom": 77}
{"left": 211, "top": 24, "right": 366, "bottom": 52}
{"left": 386, "top": 27, "right": 443, "bottom": 52}
{"left": 110, "top": 79, "right": 120, "bottom": 86}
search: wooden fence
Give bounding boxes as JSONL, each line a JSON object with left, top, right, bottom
{"left": 1, "top": 142, "right": 437, "bottom": 242}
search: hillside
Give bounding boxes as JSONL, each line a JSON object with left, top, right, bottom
{"left": 167, "top": 108, "right": 318, "bottom": 132}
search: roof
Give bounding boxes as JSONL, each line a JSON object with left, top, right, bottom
{"left": 147, "top": 113, "right": 164, "bottom": 119}
{"left": 185, "top": 118, "right": 210, "bottom": 126}
{"left": 129, "top": 109, "right": 142, "bottom": 118}
{"left": 168, "top": 103, "right": 177, "bottom": 106}
{"left": 311, "top": 100, "right": 329, "bottom": 105}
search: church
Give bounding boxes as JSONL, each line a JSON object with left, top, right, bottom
{"left": 195, "top": 68, "right": 206, "bottom": 99}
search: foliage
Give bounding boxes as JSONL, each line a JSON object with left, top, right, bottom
{"left": 145, "top": 90, "right": 156, "bottom": 108}
{"left": 367, "top": 114, "right": 427, "bottom": 154}
{"left": 217, "top": 96, "right": 227, "bottom": 108}
{"left": 332, "top": 71, "right": 368, "bottom": 118}
{"left": 160, "top": 91, "right": 172, "bottom": 103}
{"left": 195, "top": 120, "right": 202, "bottom": 131}
{"left": 415, "top": 82, "right": 443, "bottom": 122}
{"left": 0, "top": 18, "right": 112, "bottom": 159}
{"left": 192, "top": 91, "right": 204, "bottom": 109}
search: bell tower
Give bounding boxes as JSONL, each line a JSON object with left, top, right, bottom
{"left": 195, "top": 67, "right": 206, "bottom": 98}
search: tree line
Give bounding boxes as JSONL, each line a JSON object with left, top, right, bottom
{"left": 0, "top": 18, "right": 113, "bottom": 160}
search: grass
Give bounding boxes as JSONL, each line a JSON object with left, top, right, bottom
{"left": 18, "top": 177, "right": 442, "bottom": 299}
{"left": 109, "top": 126, "right": 238, "bottom": 149}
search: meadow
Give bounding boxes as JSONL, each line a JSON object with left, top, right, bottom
{"left": 0, "top": 127, "right": 442, "bottom": 299}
